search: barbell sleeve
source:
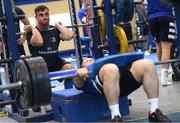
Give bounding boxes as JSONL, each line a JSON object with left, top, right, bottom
{"left": 0, "top": 81, "right": 22, "bottom": 91}
{"left": 93, "top": 5, "right": 104, "bottom": 10}
{"left": 128, "top": 39, "right": 147, "bottom": 44}
{"left": 0, "top": 100, "right": 18, "bottom": 107}
{"left": 66, "top": 24, "right": 92, "bottom": 28}
{"left": 154, "top": 59, "right": 179, "bottom": 65}
{"left": 0, "top": 58, "right": 12, "bottom": 64}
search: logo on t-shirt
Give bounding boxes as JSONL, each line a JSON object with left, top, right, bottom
{"left": 47, "top": 47, "right": 52, "bottom": 51}
{"left": 50, "top": 37, "right": 56, "bottom": 43}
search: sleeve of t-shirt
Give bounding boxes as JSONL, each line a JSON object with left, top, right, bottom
{"left": 15, "top": 7, "right": 25, "bottom": 15}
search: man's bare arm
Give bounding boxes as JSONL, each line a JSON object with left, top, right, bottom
{"left": 55, "top": 22, "right": 74, "bottom": 41}
{"left": 23, "top": 25, "right": 43, "bottom": 47}
{"left": 21, "top": 16, "right": 30, "bottom": 25}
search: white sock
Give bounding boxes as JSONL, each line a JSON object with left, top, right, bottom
{"left": 148, "top": 98, "right": 158, "bottom": 113}
{"left": 161, "top": 69, "right": 168, "bottom": 77}
{"left": 109, "top": 104, "right": 121, "bottom": 119}
{"left": 161, "top": 69, "right": 168, "bottom": 83}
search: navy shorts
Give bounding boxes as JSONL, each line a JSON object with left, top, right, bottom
{"left": 78, "top": 65, "right": 142, "bottom": 97}
{"left": 149, "top": 16, "right": 176, "bottom": 43}
{"left": 118, "top": 66, "right": 142, "bottom": 97}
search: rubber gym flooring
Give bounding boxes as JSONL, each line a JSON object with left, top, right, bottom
{"left": 0, "top": 53, "right": 180, "bottom": 122}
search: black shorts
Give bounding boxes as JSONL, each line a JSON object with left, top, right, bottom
{"left": 48, "top": 58, "right": 69, "bottom": 72}
{"left": 137, "top": 23, "right": 149, "bottom": 36}
{"left": 119, "top": 66, "right": 141, "bottom": 97}
{"left": 149, "top": 16, "right": 176, "bottom": 43}
{"left": 95, "top": 66, "right": 142, "bottom": 97}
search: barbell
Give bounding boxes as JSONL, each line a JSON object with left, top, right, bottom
{"left": 0, "top": 54, "right": 180, "bottom": 109}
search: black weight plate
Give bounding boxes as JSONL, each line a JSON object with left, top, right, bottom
{"left": 25, "top": 57, "right": 50, "bottom": 106}
{"left": 30, "top": 57, "right": 50, "bottom": 106}
{"left": 36, "top": 59, "right": 51, "bottom": 106}
{"left": 15, "top": 59, "right": 33, "bottom": 108}
{"left": 24, "top": 57, "right": 40, "bottom": 107}
{"left": 171, "top": 44, "right": 180, "bottom": 78}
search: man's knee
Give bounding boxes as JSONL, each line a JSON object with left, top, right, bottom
{"left": 142, "top": 59, "right": 155, "bottom": 71}
{"left": 101, "top": 64, "right": 119, "bottom": 73}
{"left": 133, "top": 59, "right": 155, "bottom": 72}
{"left": 99, "top": 64, "right": 120, "bottom": 80}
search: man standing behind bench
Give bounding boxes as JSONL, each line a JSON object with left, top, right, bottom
{"left": 25, "top": 5, "right": 74, "bottom": 89}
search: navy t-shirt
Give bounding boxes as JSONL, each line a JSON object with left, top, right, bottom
{"left": 27, "top": 26, "right": 61, "bottom": 66}
{"left": 147, "top": 0, "right": 174, "bottom": 19}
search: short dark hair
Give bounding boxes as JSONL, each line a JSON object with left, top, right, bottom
{"left": 34, "top": 5, "right": 49, "bottom": 15}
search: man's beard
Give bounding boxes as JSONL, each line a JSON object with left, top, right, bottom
{"left": 40, "top": 19, "right": 49, "bottom": 25}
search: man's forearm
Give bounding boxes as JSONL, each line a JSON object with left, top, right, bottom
{"left": 21, "top": 16, "right": 30, "bottom": 25}
{"left": 30, "top": 27, "right": 43, "bottom": 46}
{"left": 55, "top": 22, "right": 74, "bottom": 41}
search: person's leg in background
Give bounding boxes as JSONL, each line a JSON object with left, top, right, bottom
{"left": 137, "top": 23, "right": 149, "bottom": 55}
{"left": 160, "top": 42, "right": 173, "bottom": 86}
{"left": 149, "top": 17, "right": 175, "bottom": 86}
{"left": 158, "top": 17, "right": 175, "bottom": 86}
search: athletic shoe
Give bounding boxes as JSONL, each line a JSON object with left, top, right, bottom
{"left": 148, "top": 108, "right": 171, "bottom": 122}
{"left": 161, "top": 70, "right": 173, "bottom": 86}
{"left": 111, "top": 115, "right": 123, "bottom": 122}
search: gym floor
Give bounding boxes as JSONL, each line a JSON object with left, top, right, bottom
{"left": 0, "top": 53, "right": 180, "bottom": 122}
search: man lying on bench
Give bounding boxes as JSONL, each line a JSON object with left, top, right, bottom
{"left": 73, "top": 55, "right": 171, "bottom": 122}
